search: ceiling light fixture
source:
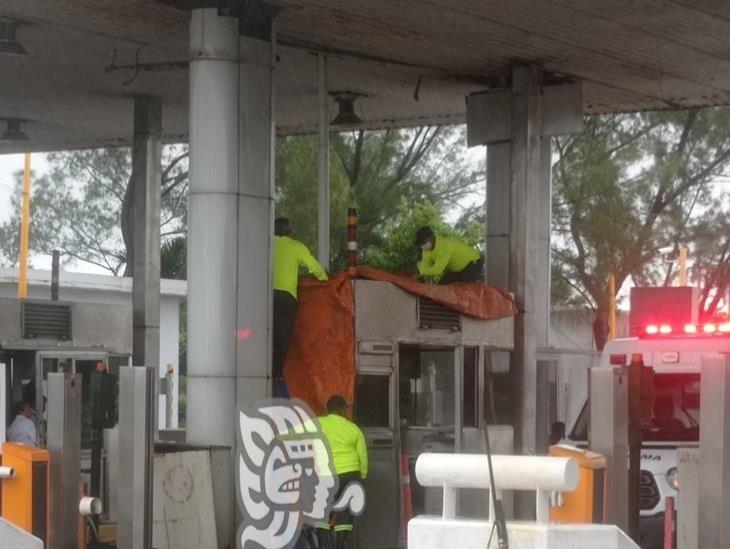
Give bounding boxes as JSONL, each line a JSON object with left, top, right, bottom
{"left": 0, "top": 18, "right": 27, "bottom": 57}
{"left": 330, "top": 91, "right": 365, "bottom": 127}
{"left": 1, "top": 118, "right": 29, "bottom": 141}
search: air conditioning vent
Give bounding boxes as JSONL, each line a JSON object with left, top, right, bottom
{"left": 418, "top": 297, "right": 461, "bottom": 331}
{"left": 22, "top": 302, "right": 72, "bottom": 340}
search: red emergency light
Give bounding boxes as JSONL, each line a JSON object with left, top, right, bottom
{"left": 642, "top": 321, "right": 730, "bottom": 337}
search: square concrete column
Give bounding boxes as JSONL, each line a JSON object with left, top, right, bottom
{"left": 132, "top": 95, "right": 162, "bottom": 372}
{"left": 699, "top": 356, "right": 730, "bottom": 548}
{"left": 467, "top": 68, "right": 582, "bottom": 516}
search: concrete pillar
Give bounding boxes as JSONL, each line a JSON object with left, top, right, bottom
{"left": 187, "top": 9, "right": 276, "bottom": 542}
{"left": 235, "top": 30, "right": 276, "bottom": 408}
{"left": 132, "top": 95, "right": 162, "bottom": 372}
{"left": 187, "top": 9, "right": 240, "bottom": 449}
{"left": 699, "top": 356, "right": 730, "bottom": 548}
{"left": 508, "top": 65, "right": 543, "bottom": 462}
{"left": 536, "top": 138, "right": 552, "bottom": 349}
{"left": 317, "top": 53, "right": 330, "bottom": 267}
{"left": 467, "top": 66, "right": 582, "bottom": 516}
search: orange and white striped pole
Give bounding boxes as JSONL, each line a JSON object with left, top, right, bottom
{"left": 347, "top": 208, "right": 358, "bottom": 275}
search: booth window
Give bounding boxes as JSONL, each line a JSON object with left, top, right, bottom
{"left": 399, "top": 345, "right": 455, "bottom": 428}
{"left": 355, "top": 374, "right": 390, "bottom": 428}
{"left": 463, "top": 347, "right": 478, "bottom": 428}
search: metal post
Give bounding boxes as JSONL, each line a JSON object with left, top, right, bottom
{"left": 132, "top": 95, "right": 162, "bottom": 387}
{"left": 317, "top": 53, "right": 330, "bottom": 268}
{"left": 165, "top": 364, "right": 174, "bottom": 429}
{"left": 677, "top": 448, "right": 699, "bottom": 549}
{"left": 51, "top": 250, "right": 60, "bottom": 301}
{"left": 46, "top": 373, "right": 81, "bottom": 549}
{"left": 118, "top": 366, "right": 156, "bottom": 549}
{"left": 590, "top": 366, "right": 629, "bottom": 532}
{"left": 698, "top": 356, "right": 730, "bottom": 548}
{"left": 0, "top": 362, "right": 5, "bottom": 443}
{"left": 187, "top": 8, "right": 239, "bottom": 450}
{"left": 679, "top": 247, "right": 688, "bottom": 286}
{"left": 627, "top": 355, "right": 642, "bottom": 542}
{"left": 609, "top": 274, "right": 616, "bottom": 340}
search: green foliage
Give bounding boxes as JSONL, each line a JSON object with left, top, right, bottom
{"left": 553, "top": 109, "right": 730, "bottom": 346}
{"left": 275, "top": 127, "right": 483, "bottom": 273}
{"left": 366, "top": 199, "right": 477, "bottom": 274}
{"left": 160, "top": 237, "right": 187, "bottom": 280}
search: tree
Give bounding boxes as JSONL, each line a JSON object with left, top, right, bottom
{"left": 552, "top": 109, "right": 730, "bottom": 349}
{"left": 0, "top": 147, "right": 188, "bottom": 275}
{"left": 275, "top": 126, "right": 483, "bottom": 271}
{"left": 0, "top": 127, "right": 482, "bottom": 278}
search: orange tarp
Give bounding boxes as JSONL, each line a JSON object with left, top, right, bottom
{"left": 284, "top": 268, "right": 517, "bottom": 414}
{"left": 356, "top": 266, "right": 518, "bottom": 320}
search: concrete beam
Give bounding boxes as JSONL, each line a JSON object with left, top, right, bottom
{"left": 132, "top": 95, "right": 162, "bottom": 374}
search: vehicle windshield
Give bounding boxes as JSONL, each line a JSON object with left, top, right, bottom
{"left": 570, "top": 373, "right": 700, "bottom": 442}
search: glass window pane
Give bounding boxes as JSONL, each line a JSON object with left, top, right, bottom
{"left": 399, "top": 346, "right": 455, "bottom": 428}
{"left": 355, "top": 374, "right": 390, "bottom": 428}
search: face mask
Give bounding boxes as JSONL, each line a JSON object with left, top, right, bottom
{"left": 421, "top": 242, "right": 433, "bottom": 251}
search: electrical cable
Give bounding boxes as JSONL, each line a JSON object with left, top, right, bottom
{"left": 86, "top": 516, "right": 99, "bottom": 541}
{"left": 483, "top": 390, "right": 509, "bottom": 548}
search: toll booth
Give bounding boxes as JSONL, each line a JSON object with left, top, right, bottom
{"left": 0, "top": 296, "right": 132, "bottom": 512}
{"left": 351, "top": 280, "right": 514, "bottom": 548}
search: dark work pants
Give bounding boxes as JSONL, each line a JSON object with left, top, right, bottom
{"left": 273, "top": 290, "right": 298, "bottom": 383}
{"left": 440, "top": 257, "right": 485, "bottom": 284}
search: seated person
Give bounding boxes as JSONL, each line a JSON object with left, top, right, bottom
{"left": 415, "top": 226, "right": 483, "bottom": 283}
{"left": 649, "top": 396, "right": 685, "bottom": 439}
{"left": 7, "top": 401, "right": 37, "bottom": 446}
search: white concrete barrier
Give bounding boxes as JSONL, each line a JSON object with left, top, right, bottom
{"left": 415, "top": 453, "right": 578, "bottom": 522}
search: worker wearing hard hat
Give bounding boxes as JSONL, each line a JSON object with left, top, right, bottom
{"left": 415, "top": 226, "right": 483, "bottom": 283}
{"left": 273, "top": 217, "right": 328, "bottom": 397}
{"left": 317, "top": 395, "right": 368, "bottom": 549}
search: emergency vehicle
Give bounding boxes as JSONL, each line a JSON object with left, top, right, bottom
{"left": 566, "top": 287, "right": 726, "bottom": 548}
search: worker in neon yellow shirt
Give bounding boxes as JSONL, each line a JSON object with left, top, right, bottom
{"left": 317, "top": 395, "right": 368, "bottom": 549}
{"left": 273, "top": 217, "right": 328, "bottom": 397}
{"left": 415, "top": 226, "right": 483, "bottom": 283}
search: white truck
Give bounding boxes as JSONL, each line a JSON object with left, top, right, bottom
{"left": 566, "top": 320, "right": 730, "bottom": 548}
